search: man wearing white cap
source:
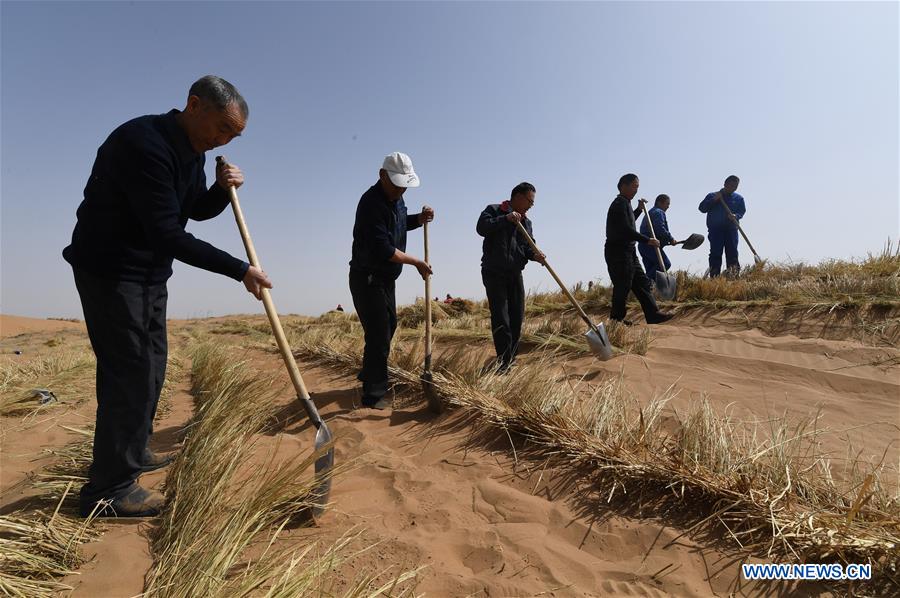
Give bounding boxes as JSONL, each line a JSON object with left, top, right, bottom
{"left": 349, "top": 152, "right": 434, "bottom": 409}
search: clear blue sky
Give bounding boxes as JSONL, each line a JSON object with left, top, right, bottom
{"left": 2, "top": 1, "right": 897, "bottom": 319}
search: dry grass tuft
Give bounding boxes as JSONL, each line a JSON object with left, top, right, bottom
{"left": 146, "top": 340, "right": 417, "bottom": 597}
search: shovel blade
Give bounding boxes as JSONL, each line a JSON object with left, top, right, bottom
{"left": 585, "top": 324, "right": 613, "bottom": 361}
{"left": 310, "top": 421, "right": 334, "bottom": 517}
{"left": 655, "top": 271, "right": 677, "bottom": 301}
{"left": 421, "top": 370, "right": 442, "bottom": 414}
{"left": 680, "top": 233, "right": 705, "bottom": 250}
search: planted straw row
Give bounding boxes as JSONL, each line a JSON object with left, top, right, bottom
{"left": 288, "top": 326, "right": 899, "bottom": 590}
{"left": 145, "top": 341, "right": 419, "bottom": 598}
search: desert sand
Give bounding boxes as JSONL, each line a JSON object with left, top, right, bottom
{"left": 1, "top": 308, "right": 896, "bottom": 596}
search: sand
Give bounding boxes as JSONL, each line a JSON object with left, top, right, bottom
{"left": 1, "top": 310, "right": 896, "bottom": 596}
{"left": 0, "top": 314, "right": 84, "bottom": 338}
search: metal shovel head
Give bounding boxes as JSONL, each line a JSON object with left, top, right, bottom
{"left": 680, "top": 233, "right": 705, "bottom": 250}
{"left": 421, "top": 369, "right": 442, "bottom": 414}
{"left": 655, "top": 271, "right": 677, "bottom": 301}
{"left": 310, "top": 421, "right": 334, "bottom": 517}
{"left": 585, "top": 324, "right": 613, "bottom": 361}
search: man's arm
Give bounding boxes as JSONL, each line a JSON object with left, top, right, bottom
{"left": 389, "top": 248, "right": 432, "bottom": 279}
{"left": 407, "top": 205, "right": 434, "bottom": 230}
{"left": 121, "top": 144, "right": 248, "bottom": 281}
{"left": 476, "top": 206, "right": 507, "bottom": 237}
{"left": 733, "top": 195, "right": 746, "bottom": 220}
{"left": 654, "top": 211, "right": 675, "bottom": 245}
{"left": 623, "top": 200, "right": 652, "bottom": 244}
{"left": 358, "top": 200, "right": 397, "bottom": 264}
{"left": 191, "top": 159, "right": 244, "bottom": 221}
{"left": 698, "top": 193, "right": 717, "bottom": 213}
{"left": 190, "top": 184, "right": 230, "bottom": 221}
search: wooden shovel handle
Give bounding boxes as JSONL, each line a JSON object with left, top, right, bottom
{"left": 423, "top": 220, "right": 432, "bottom": 370}
{"left": 715, "top": 194, "right": 762, "bottom": 262}
{"left": 514, "top": 220, "right": 598, "bottom": 335}
{"left": 639, "top": 201, "right": 668, "bottom": 274}
{"left": 215, "top": 157, "right": 319, "bottom": 424}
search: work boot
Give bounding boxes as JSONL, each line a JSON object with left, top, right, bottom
{"left": 360, "top": 381, "right": 393, "bottom": 410}
{"left": 141, "top": 447, "right": 176, "bottom": 473}
{"left": 363, "top": 396, "right": 393, "bottom": 410}
{"left": 81, "top": 484, "right": 165, "bottom": 518}
{"left": 610, "top": 317, "right": 633, "bottom": 327}
{"left": 647, "top": 312, "right": 674, "bottom": 324}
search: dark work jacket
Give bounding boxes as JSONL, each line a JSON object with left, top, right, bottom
{"left": 349, "top": 182, "right": 421, "bottom": 282}
{"left": 477, "top": 201, "right": 535, "bottom": 276}
{"left": 63, "top": 110, "right": 248, "bottom": 284}
{"left": 605, "top": 194, "right": 651, "bottom": 251}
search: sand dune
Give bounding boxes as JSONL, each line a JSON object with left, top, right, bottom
{"left": 0, "top": 314, "right": 84, "bottom": 338}
{"left": 2, "top": 310, "right": 895, "bottom": 596}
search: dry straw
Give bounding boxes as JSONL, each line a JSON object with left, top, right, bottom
{"left": 289, "top": 325, "right": 899, "bottom": 590}
{"left": 145, "top": 341, "right": 417, "bottom": 597}
{"left": 0, "top": 485, "right": 101, "bottom": 598}
{"left": 0, "top": 346, "right": 94, "bottom": 417}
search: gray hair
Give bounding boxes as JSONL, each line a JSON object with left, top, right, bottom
{"left": 188, "top": 75, "right": 249, "bottom": 119}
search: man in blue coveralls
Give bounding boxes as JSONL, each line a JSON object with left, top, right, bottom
{"left": 638, "top": 194, "right": 676, "bottom": 283}
{"left": 699, "top": 175, "right": 746, "bottom": 277}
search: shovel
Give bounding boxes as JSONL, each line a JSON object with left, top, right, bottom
{"left": 421, "top": 220, "right": 441, "bottom": 413}
{"left": 716, "top": 194, "right": 763, "bottom": 265}
{"left": 514, "top": 221, "right": 613, "bottom": 360}
{"left": 676, "top": 233, "right": 705, "bottom": 250}
{"left": 639, "top": 202, "right": 678, "bottom": 301}
{"left": 216, "top": 156, "right": 334, "bottom": 517}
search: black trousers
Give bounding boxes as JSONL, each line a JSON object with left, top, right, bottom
{"left": 73, "top": 268, "right": 167, "bottom": 511}
{"left": 349, "top": 271, "right": 397, "bottom": 400}
{"left": 482, "top": 269, "right": 525, "bottom": 367}
{"left": 604, "top": 246, "right": 660, "bottom": 321}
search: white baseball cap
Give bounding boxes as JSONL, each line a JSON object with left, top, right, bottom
{"left": 382, "top": 152, "right": 420, "bottom": 188}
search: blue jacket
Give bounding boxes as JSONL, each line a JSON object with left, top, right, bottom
{"left": 699, "top": 192, "right": 745, "bottom": 230}
{"left": 639, "top": 207, "right": 674, "bottom": 246}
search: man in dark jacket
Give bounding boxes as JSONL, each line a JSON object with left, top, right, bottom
{"left": 699, "top": 175, "right": 746, "bottom": 277}
{"left": 63, "top": 75, "right": 272, "bottom": 518}
{"left": 477, "top": 182, "right": 546, "bottom": 373}
{"left": 349, "top": 152, "right": 433, "bottom": 409}
{"left": 638, "top": 194, "right": 677, "bottom": 281}
{"left": 604, "top": 174, "right": 673, "bottom": 326}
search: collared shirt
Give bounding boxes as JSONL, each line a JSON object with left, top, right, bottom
{"left": 639, "top": 206, "right": 674, "bottom": 246}
{"left": 605, "top": 194, "right": 652, "bottom": 249}
{"left": 476, "top": 201, "right": 535, "bottom": 275}
{"left": 699, "top": 191, "right": 746, "bottom": 230}
{"left": 349, "top": 181, "right": 421, "bottom": 281}
{"left": 63, "top": 109, "right": 248, "bottom": 284}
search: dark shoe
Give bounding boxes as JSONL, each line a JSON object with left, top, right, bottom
{"left": 362, "top": 396, "right": 392, "bottom": 410}
{"left": 141, "top": 448, "right": 176, "bottom": 473}
{"left": 610, "top": 318, "right": 633, "bottom": 327}
{"left": 646, "top": 312, "right": 674, "bottom": 324}
{"left": 81, "top": 484, "right": 165, "bottom": 518}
